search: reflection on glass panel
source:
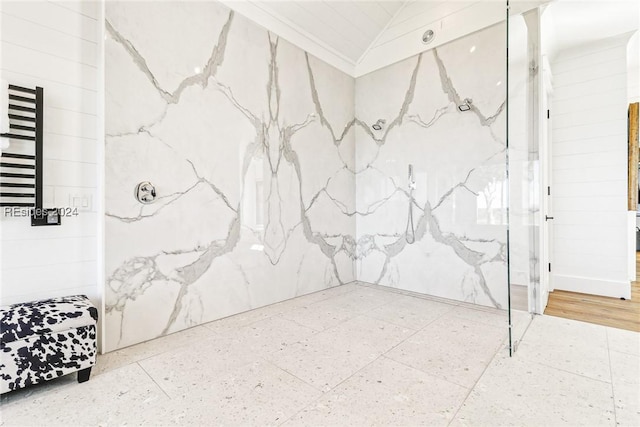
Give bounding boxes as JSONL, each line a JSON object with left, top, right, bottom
{"left": 476, "top": 167, "right": 508, "bottom": 226}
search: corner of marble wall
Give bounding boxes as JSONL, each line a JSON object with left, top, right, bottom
{"left": 353, "top": 23, "right": 510, "bottom": 310}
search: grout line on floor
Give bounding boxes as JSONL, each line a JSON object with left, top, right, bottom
{"left": 608, "top": 347, "right": 640, "bottom": 358}
{"left": 516, "top": 348, "right": 614, "bottom": 386}
{"left": 260, "top": 357, "right": 325, "bottom": 394}
{"left": 366, "top": 302, "right": 458, "bottom": 338}
{"left": 605, "top": 328, "right": 619, "bottom": 426}
{"left": 446, "top": 335, "right": 510, "bottom": 426}
{"left": 274, "top": 353, "right": 384, "bottom": 426}
{"left": 378, "top": 354, "right": 473, "bottom": 393}
{"left": 442, "top": 310, "right": 509, "bottom": 331}
{"left": 104, "top": 329, "right": 226, "bottom": 371}
{"left": 100, "top": 324, "right": 220, "bottom": 367}
{"left": 136, "top": 361, "right": 173, "bottom": 401}
{"left": 201, "top": 284, "right": 361, "bottom": 334}
{"left": 276, "top": 320, "right": 425, "bottom": 426}
{"left": 291, "top": 289, "right": 408, "bottom": 334}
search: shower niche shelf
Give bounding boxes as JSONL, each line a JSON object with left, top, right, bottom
{"left": 0, "top": 84, "right": 61, "bottom": 226}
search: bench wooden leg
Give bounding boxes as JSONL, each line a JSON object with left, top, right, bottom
{"left": 77, "top": 367, "right": 92, "bottom": 383}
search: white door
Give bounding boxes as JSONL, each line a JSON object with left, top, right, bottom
{"left": 538, "top": 64, "right": 553, "bottom": 314}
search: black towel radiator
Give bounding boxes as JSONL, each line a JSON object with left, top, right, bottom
{"left": 0, "top": 84, "right": 60, "bottom": 226}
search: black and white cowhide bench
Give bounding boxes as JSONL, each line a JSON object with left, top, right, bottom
{"left": 0, "top": 295, "right": 98, "bottom": 394}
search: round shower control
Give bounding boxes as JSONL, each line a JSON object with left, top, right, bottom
{"left": 135, "top": 181, "right": 156, "bottom": 204}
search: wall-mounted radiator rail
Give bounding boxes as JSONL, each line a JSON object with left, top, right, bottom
{"left": 1, "top": 84, "right": 60, "bottom": 226}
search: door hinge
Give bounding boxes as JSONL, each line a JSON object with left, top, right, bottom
{"left": 548, "top": 263, "right": 551, "bottom": 272}
{"left": 547, "top": 109, "right": 550, "bottom": 119}
{"left": 547, "top": 186, "right": 551, "bottom": 196}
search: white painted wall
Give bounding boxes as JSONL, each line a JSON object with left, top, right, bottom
{"left": 550, "top": 32, "right": 632, "bottom": 298}
{"left": 628, "top": 32, "right": 639, "bottom": 103}
{"left": 630, "top": 31, "right": 639, "bottom": 283}
{"left": 0, "top": 1, "right": 102, "bottom": 306}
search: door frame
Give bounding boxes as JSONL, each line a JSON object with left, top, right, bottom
{"left": 538, "top": 55, "right": 553, "bottom": 315}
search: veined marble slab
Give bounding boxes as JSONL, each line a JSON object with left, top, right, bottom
{"left": 354, "top": 23, "right": 509, "bottom": 309}
{"left": 105, "top": 1, "right": 356, "bottom": 351}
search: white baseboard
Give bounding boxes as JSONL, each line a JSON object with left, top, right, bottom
{"left": 552, "top": 274, "right": 631, "bottom": 299}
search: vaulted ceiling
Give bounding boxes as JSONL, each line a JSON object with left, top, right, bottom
{"left": 251, "top": 1, "right": 405, "bottom": 63}
{"left": 221, "top": 0, "right": 550, "bottom": 77}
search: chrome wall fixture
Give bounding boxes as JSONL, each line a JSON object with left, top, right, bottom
{"left": 372, "top": 119, "right": 386, "bottom": 131}
{"left": 422, "top": 29, "right": 435, "bottom": 44}
{"left": 135, "top": 181, "right": 156, "bottom": 204}
{"left": 406, "top": 164, "right": 416, "bottom": 244}
{"left": 458, "top": 98, "right": 473, "bottom": 112}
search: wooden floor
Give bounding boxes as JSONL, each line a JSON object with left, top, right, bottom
{"left": 545, "top": 252, "right": 640, "bottom": 332}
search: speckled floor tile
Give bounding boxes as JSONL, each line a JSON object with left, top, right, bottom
{"left": 94, "top": 325, "right": 216, "bottom": 377}
{"left": 322, "top": 286, "right": 399, "bottom": 313}
{"left": 607, "top": 327, "right": 640, "bottom": 357}
{"left": 609, "top": 349, "right": 640, "bottom": 426}
{"left": 138, "top": 333, "right": 261, "bottom": 399}
{"left": 146, "top": 359, "right": 322, "bottom": 426}
{"left": 201, "top": 284, "right": 358, "bottom": 336}
{"left": 445, "top": 305, "right": 509, "bottom": 329}
{"left": 0, "top": 363, "right": 170, "bottom": 426}
{"left": 515, "top": 315, "right": 611, "bottom": 383}
{"left": 268, "top": 315, "right": 414, "bottom": 391}
{"left": 279, "top": 298, "right": 356, "bottom": 332}
{"left": 224, "top": 315, "right": 318, "bottom": 355}
{"left": 451, "top": 351, "right": 615, "bottom": 427}
{"left": 284, "top": 356, "right": 468, "bottom": 426}
{"left": 365, "top": 293, "right": 456, "bottom": 330}
{"left": 385, "top": 315, "right": 506, "bottom": 388}
{"left": 139, "top": 316, "right": 316, "bottom": 399}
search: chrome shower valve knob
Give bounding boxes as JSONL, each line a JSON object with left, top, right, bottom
{"left": 135, "top": 181, "right": 157, "bottom": 204}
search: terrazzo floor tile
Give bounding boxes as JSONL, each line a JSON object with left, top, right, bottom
{"left": 322, "top": 286, "right": 398, "bottom": 313}
{"left": 268, "top": 315, "right": 415, "bottom": 391}
{"left": 200, "top": 302, "right": 295, "bottom": 336}
{"left": 450, "top": 352, "right": 616, "bottom": 427}
{"left": 147, "top": 359, "right": 323, "bottom": 426}
{"left": 305, "top": 314, "right": 415, "bottom": 355}
{"left": 201, "top": 284, "right": 358, "bottom": 336}
{"left": 138, "top": 333, "right": 262, "bottom": 399}
{"left": 515, "top": 315, "right": 611, "bottom": 382}
{"left": 295, "top": 283, "right": 361, "bottom": 302}
{"left": 607, "top": 327, "right": 640, "bottom": 356}
{"left": 0, "top": 363, "right": 170, "bottom": 426}
{"left": 385, "top": 315, "right": 506, "bottom": 388}
{"left": 365, "top": 293, "right": 457, "bottom": 330}
{"left": 223, "top": 315, "right": 319, "bottom": 355}
{"left": 445, "top": 305, "right": 509, "bottom": 329}
{"left": 609, "top": 349, "right": 640, "bottom": 426}
{"left": 94, "top": 325, "right": 216, "bottom": 377}
{"left": 279, "top": 298, "right": 357, "bottom": 332}
{"left": 284, "top": 356, "right": 469, "bottom": 426}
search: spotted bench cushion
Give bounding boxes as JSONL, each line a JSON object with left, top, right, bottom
{"left": 0, "top": 295, "right": 98, "bottom": 394}
{"left": 1, "top": 295, "right": 98, "bottom": 344}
